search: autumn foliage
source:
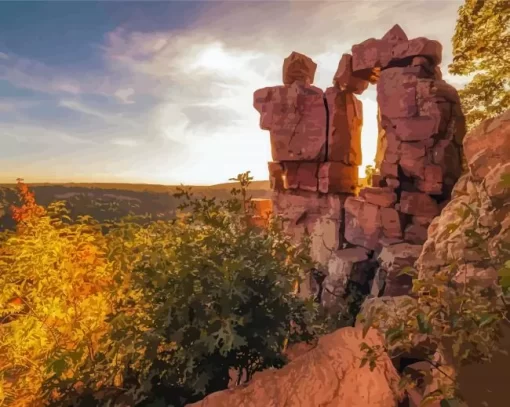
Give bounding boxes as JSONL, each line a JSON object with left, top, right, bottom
{"left": 0, "top": 176, "right": 320, "bottom": 407}
{"left": 0, "top": 179, "right": 115, "bottom": 406}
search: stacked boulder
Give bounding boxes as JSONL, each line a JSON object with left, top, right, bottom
{"left": 253, "top": 24, "right": 465, "bottom": 303}
{"left": 253, "top": 51, "right": 363, "bottom": 298}
{"left": 344, "top": 25, "right": 465, "bottom": 297}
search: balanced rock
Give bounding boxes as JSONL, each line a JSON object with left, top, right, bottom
{"left": 253, "top": 82, "right": 327, "bottom": 161}
{"left": 283, "top": 51, "right": 317, "bottom": 85}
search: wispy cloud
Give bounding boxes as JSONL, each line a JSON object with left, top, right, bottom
{"left": 1, "top": 0, "right": 469, "bottom": 184}
{"left": 111, "top": 138, "right": 139, "bottom": 147}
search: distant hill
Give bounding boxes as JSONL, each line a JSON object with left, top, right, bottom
{"left": 0, "top": 181, "right": 271, "bottom": 231}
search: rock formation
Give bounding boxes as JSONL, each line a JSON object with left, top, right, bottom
{"left": 253, "top": 24, "right": 465, "bottom": 303}
{"left": 187, "top": 327, "right": 401, "bottom": 407}
{"left": 415, "top": 108, "right": 510, "bottom": 289}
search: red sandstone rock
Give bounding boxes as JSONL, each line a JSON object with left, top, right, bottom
{"left": 391, "top": 37, "right": 442, "bottom": 65}
{"left": 400, "top": 191, "right": 440, "bottom": 217}
{"left": 416, "top": 165, "right": 443, "bottom": 194}
{"left": 380, "top": 207, "right": 405, "bottom": 239}
{"left": 411, "top": 56, "right": 435, "bottom": 73}
{"left": 333, "top": 54, "right": 369, "bottom": 94}
{"left": 371, "top": 174, "right": 382, "bottom": 187}
{"left": 351, "top": 38, "right": 390, "bottom": 71}
{"left": 377, "top": 68, "right": 419, "bottom": 118}
{"left": 251, "top": 199, "right": 273, "bottom": 218}
{"left": 253, "top": 87, "right": 274, "bottom": 130}
{"left": 386, "top": 178, "right": 400, "bottom": 189}
{"left": 359, "top": 187, "right": 397, "bottom": 208}
{"left": 325, "top": 87, "right": 363, "bottom": 165}
{"left": 351, "top": 25, "right": 408, "bottom": 72}
{"left": 272, "top": 190, "right": 342, "bottom": 222}
{"left": 322, "top": 247, "right": 370, "bottom": 308}
{"left": 431, "top": 140, "right": 462, "bottom": 181}
{"left": 318, "top": 162, "right": 358, "bottom": 194}
{"left": 383, "top": 116, "right": 440, "bottom": 142}
{"left": 400, "top": 155, "right": 426, "bottom": 180}
{"left": 344, "top": 197, "right": 382, "bottom": 250}
{"left": 404, "top": 223, "right": 428, "bottom": 244}
{"left": 382, "top": 129, "right": 401, "bottom": 162}
{"left": 378, "top": 243, "right": 423, "bottom": 296}
{"left": 251, "top": 198, "right": 272, "bottom": 226}
{"left": 400, "top": 140, "right": 427, "bottom": 159}
{"left": 283, "top": 162, "right": 319, "bottom": 192}
{"left": 187, "top": 327, "right": 401, "bottom": 407}
{"left": 253, "top": 83, "right": 327, "bottom": 161}
{"left": 282, "top": 51, "right": 317, "bottom": 85}
{"left": 483, "top": 162, "right": 510, "bottom": 200}
{"left": 382, "top": 24, "right": 408, "bottom": 43}
{"left": 380, "top": 160, "right": 398, "bottom": 178}
{"left": 463, "top": 109, "right": 510, "bottom": 182}
{"left": 268, "top": 161, "right": 284, "bottom": 190}
{"left": 412, "top": 215, "right": 434, "bottom": 227}
{"left": 307, "top": 215, "right": 342, "bottom": 266}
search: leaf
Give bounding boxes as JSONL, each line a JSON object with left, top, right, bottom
{"left": 362, "top": 310, "right": 374, "bottom": 338}
{"left": 50, "top": 358, "right": 68, "bottom": 376}
{"left": 398, "top": 266, "right": 418, "bottom": 278}
{"left": 385, "top": 326, "right": 405, "bottom": 345}
{"left": 500, "top": 173, "right": 510, "bottom": 188}
{"left": 479, "top": 313, "right": 499, "bottom": 328}
{"left": 420, "top": 389, "right": 444, "bottom": 406}
{"left": 416, "top": 313, "right": 432, "bottom": 334}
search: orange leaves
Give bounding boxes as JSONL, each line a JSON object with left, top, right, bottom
{"left": 10, "top": 179, "right": 46, "bottom": 227}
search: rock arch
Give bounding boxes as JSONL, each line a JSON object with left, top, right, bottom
{"left": 252, "top": 24, "right": 465, "bottom": 304}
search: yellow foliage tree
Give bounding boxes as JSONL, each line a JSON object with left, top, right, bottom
{"left": 0, "top": 180, "right": 115, "bottom": 406}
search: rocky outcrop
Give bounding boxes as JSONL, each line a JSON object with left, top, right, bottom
{"left": 253, "top": 24, "right": 465, "bottom": 306}
{"left": 187, "top": 327, "right": 401, "bottom": 407}
{"left": 415, "top": 109, "right": 510, "bottom": 287}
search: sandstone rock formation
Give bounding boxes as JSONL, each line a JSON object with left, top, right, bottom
{"left": 253, "top": 24, "right": 465, "bottom": 304}
{"left": 187, "top": 327, "right": 401, "bottom": 407}
{"left": 415, "top": 108, "right": 510, "bottom": 287}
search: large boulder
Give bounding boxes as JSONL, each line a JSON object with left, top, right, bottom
{"left": 416, "top": 109, "right": 510, "bottom": 287}
{"left": 187, "top": 327, "right": 401, "bottom": 407}
{"left": 253, "top": 82, "right": 327, "bottom": 161}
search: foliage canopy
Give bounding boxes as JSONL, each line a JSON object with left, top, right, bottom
{"left": 449, "top": 0, "right": 510, "bottom": 129}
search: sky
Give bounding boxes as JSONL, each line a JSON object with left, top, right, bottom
{"left": 0, "top": 0, "right": 471, "bottom": 185}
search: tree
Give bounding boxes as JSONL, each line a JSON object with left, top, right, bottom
{"left": 449, "top": 0, "right": 510, "bottom": 129}
{"left": 0, "top": 180, "right": 115, "bottom": 406}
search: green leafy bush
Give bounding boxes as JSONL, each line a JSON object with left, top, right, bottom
{"left": 45, "top": 172, "right": 320, "bottom": 406}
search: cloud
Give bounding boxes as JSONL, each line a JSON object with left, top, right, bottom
{"left": 2, "top": 0, "right": 470, "bottom": 184}
{"left": 114, "top": 87, "right": 135, "bottom": 104}
{"left": 111, "top": 138, "right": 139, "bottom": 147}
{"left": 0, "top": 52, "right": 9, "bottom": 60}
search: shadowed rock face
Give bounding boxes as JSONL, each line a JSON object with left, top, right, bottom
{"left": 416, "top": 109, "right": 510, "bottom": 287}
{"left": 186, "top": 327, "right": 401, "bottom": 407}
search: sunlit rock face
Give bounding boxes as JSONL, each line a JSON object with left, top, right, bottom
{"left": 187, "top": 327, "right": 401, "bottom": 407}
{"left": 253, "top": 83, "right": 327, "bottom": 161}
{"left": 253, "top": 24, "right": 465, "bottom": 305}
